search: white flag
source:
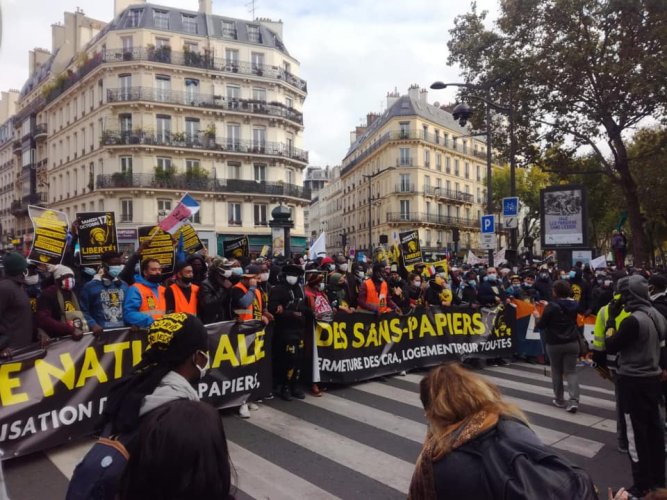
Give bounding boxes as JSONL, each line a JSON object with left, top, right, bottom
{"left": 308, "top": 232, "right": 326, "bottom": 260}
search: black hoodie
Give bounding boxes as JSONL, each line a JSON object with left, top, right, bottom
{"left": 535, "top": 298, "right": 579, "bottom": 345}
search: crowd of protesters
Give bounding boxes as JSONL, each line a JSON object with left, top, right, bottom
{"left": 3, "top": 221, "right": 667, "bottom": 498}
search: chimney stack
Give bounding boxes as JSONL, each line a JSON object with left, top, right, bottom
{"left": 420, "top": 88, "right": 428, "bottom": 105}
{"left": 199, "top": 0, "right": 212, "bottom": 16}
{"left": 408, "top": 84, "right": 420, "bottom": 101}
{"left": 114, "top": 0, "right": 147, "bottom": 18}
{"left": 386, "top": 88, "right": 400, "bottom": 109}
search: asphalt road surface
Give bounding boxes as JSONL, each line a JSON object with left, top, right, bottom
{"left": 3, "top": 362, "right": 634, "bottom": 499}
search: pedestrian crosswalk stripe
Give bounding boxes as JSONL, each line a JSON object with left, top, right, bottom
{"left": 299, "top": 393, "right": 427, "bottom": 444}
{"left": 227, "top": 441, "right": 340, "bottom": 500}
{"left": 484, "top": 366, "right": 616, "bottom": 396}
{"left": 245, "top": 405, "right": 415, "bottom": 494}
{"left": 502, "top": 395, "right": 614, "bottom": 430}
{"left": 45, "top": 439, "right": 93, "bottom": 479}
{"left": 355, "top": 379, "right": 607, "bottom": 458}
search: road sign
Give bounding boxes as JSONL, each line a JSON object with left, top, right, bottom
{"left": 480, "top": 233, "right": 497, "bottom": 250}
{"left": 504, "top": 216, "right": 518, "bottom": 229}
{"left": 502, "top": 197, "right": 519, "bottom": 217}
{"left": 480, "top": 215, "right": 495, "bottom": 234}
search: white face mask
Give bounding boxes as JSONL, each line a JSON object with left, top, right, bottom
{"left": 260, "top": 272, "right": 270, "bottom": 282}
{"left": 222, "top": 269, "right": 232, "bottom": 278}
{"left": 24, "top": 274, "right": 39, "bottom": 286}
{"left": 231, "top": 267, "right": 243, "bottom": 276}
{"left": 286, "top": 275, "right": 298, "bottom": 285}
{"left": 195, "top": 350, "right": 209, "bottom": 379}
{"left": 339, "top": 264, "right": 348, "bottom": 272}
{"left": 318, "top": 282, "right": 326, "bottom": 291}
{"left": 356, "top": 271, "right": 365, "bottom": 279}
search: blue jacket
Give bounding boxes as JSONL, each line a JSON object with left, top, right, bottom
{"left": 477, "top": 279, "right": 506, "bottom": 306}
{"left": 123, "top": 274, "right": 162, "bottom": 328}
{"left": 80, "top": 277, "right": 129, "bottom": 329}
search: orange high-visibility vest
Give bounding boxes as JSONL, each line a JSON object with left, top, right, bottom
{"left": 169, "top": 283, "right": 200, "bottom": 314}
{"left": 233, "top": 282, "right": 263, "bottom": 321}
{"left": 363, "top": 278, "right": 392, "bottom": 313}
{"left": 133, "top": 282, "right": 166, "bottom": 320}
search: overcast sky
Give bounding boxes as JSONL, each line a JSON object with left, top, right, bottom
{"left": 0, "top": 0, "right": 499, "bottom": 167}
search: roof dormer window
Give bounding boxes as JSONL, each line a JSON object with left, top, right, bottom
{"left": 153, "top": 10, "right": 169, "bottom": 30}
{"left": 247, "top": 25, "right": 261, "bottom": 43}
{"left": 222, "top": 20, "right": 236, "bottom": 39}
{"left": 128, "top": 9, "right": 143, "bottom": 28}
{"left": 182, "top": 14, "right": 197, "bottom": 34}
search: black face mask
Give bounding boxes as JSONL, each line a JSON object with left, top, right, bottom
{"left": 146, "top": 275, "right": 162, "bottom": 284}
{"left": 181, "top": 277, "right": 193, "bottom": 285}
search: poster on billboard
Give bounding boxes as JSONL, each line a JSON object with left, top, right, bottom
{"left": 540, "top": 185, "right": 587, "bottom": 248}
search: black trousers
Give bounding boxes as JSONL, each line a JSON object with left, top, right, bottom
{"left": 274, "top": 332, "right": 304, "bottom": 386}
{"left": 617, "top": 374, "right": 666, "bottom": 492}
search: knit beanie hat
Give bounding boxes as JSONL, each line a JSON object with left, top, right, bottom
{"left": 53, "top": 265, "right": 75, "bottom": 281}
{"left": 3, "top": 252, "right": 28, "bottom": 277}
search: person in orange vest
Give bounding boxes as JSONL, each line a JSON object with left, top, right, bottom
{"left": 165, "top": 262, "right": 199, "bottom": 314}
{"left": 123, "top": 258, "right": 166, "bottom": 328}
{"left": 357, "top": 262, "right": 396, "bottom": 314}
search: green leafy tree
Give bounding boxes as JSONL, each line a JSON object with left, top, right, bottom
{"left": 448, "top": 0, "right": 667, "bottom": 264}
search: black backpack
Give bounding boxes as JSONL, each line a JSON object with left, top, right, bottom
{"left": 460, "top": 417, "right": 597, "bottom": 499}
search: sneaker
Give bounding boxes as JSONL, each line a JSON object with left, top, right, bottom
{"left": 291, "top": 386, "right": 306, "bottom": 400}
{"left": 566, "top": 402, "right": 578, "bottom": 413}
{"left": 399, "top": 370, "right": 407, "bottom": 376}
{"left": 264, "top": 392, "right": 274, "bottom": 401}
{"left": 617, "top": 443, "right": 628, "bottom": 453}
{"left": 248, "top": 402, "right": 259, "bottom": 411}
{"left": 280, "top": 386, "right": 292, "bottom": 402}
{"left": 552, "top": 399, "right": 566, "bottom": 408}
{"left": 238, "top": 403, "right": 250, "bottom": 418}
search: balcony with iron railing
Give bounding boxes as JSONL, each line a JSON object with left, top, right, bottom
{"left": 394, "top": 183, "right": 418, "bottom": 194}
{"left": 11, "top": 192, "right": 48, "bottom": 215}
{"left": 34, "top": 123, "right": 48, "bottom": 140}
{"left": 100, "top": 130, "right": 308, "bottom": 164}
{"left": 106, "top": 87, "right": 303, "bottom": 125}
{"left": 386, "top": 211, "right": 481, "bottom": 229}
{"left": 96, "top": 173, "right": 311, "bottom": 201}
{"left": 423, "top": 186, "right": 475, "bottom": 204}
{"left": 44, "top": 47, "right": 307, "bottom": 104}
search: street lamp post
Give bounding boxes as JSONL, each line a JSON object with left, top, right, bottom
{"left": 430, "top": 81, "right": 515, "bottom": 267}
{"left": 363, "top": 167, "right": 395, "bottom": 256}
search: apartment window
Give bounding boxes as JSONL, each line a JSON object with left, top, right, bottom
{"left": 399, "top": 121, "right": 410, "bottom": 139}
{"left": 121, "top": 199, "right": 133, "bottom": 222}
{"left": 454, "top": 159, "right": 460, "bottom": 176}
{"left": 283, "top": 61, "right": 291, "bottom": 74}
{"left": 252, "top": 127, "right": 266, "bottom": 150}
{"left": 155, "top": 75, "right": 171, "bottom": 102}
{"left": 254, "top": 163, "right": 266, "bottom": 182}
{"left": 252, "top": 87, "right": 267, "bottom": 102}
{"left": 228, "top": 203, "right": 241, "bottom": 224}
{"left": 455, "top": 182, "right": 460, "bottom": 194}
{"left": 247, "top": 25, "right": 261, "bottom": 43}
{"left": 226, "top": 124, "right": 240, "bottom": 149}
{"left": 119, "top": 74, "right": 132, "bottom": 100}
{"left": 436, "top": 153, "right": 442, "bottom": 171}
{"left": 226, "top": 85, "right": 240, "bottom": 108}
{"left": 251, "top": 52, "right": 265, "bottom": 74}
{"left": 426, "top": 202, "right": 431, "bottom": 216}
{"left": 424, "top": 149, "right": 430, "bottom": 168}
{"left": 444, "top": 133, "right": 449, "bottom": 147}
{"left": 453, "top": 137, "right": 459, "bottom": 151}
{"left": 185, "top": 78, "right": 199, "bottom": 104}
{"left": 119, "top": 114, "right": 132, "bottom": 137}
{"left": 424, "top": 175, "right": 431, "bottom": 190}
{"left": 120, "top": 156, "right": 133, "bottom": 175}
{"left": 98, "top": 199, "right": 105, "bottom": 211}
{"left": 446, "top": 180, "right": 451, "bottom": 192}
{"left": 128, "top": 9, "right": 143, "bottom": 27}
{"left": 254, "top": 204, "right": 268, "bottom": 226}
{"left": 184, "top": 41, "right": 198, "bottom": 53}
{"left": 182, "top": 14, "right": 198, "bottom": 34}
{"left": 422, "top": 125, "right": 428, "bottom": 138}
{"left": 435, "top": 130, "right": 440, "bottom": 144}
{"left": 445, "top": 156, "right": 450, "bottom": 174}
{"left": 399, "top": 174, "right": 411, "bottom": 192}
{"left": 157, "top": 199, "right": 172, "bottom": 214}
{"left": 153, "top": 10, "right": 169, "bottom": 29}
{"left": 477, "top": 187, "right": 481, "bottom": 204}
{"left": 225, "top": 48, "right": 239, "bottom": 69}
{"left": 285, "top": 96, "right": 293, "bottom": 108}
{"left": 462, "top": 140, "right": 468, "bottom": 154}
{"left": 228, "top": 162, "right": 241, "bottom": 179}
{"left": 185, "top": 118, "right": 200, "bottom": 142}
{"left": 156, "top": 115, "right": 171, "bottom": 143}
{"left": 465, "top": 162, "right": 470, "bottom": 179}
{"left": 399, "top": 148, "right": 411, "bottom": 166}
{"left": 156, "top": 37, "right": 170, "bottom": 48}
{"left": 286, "top": 169, "right": 294, "bottom": 184}
{"left": 156, "top": 157, "right": 172, "bottom": 170}
{"left": 222, "top": 20, "right": 236, "bottom": 39}
{"left": 400, "top": 200, "right": 410, "bottom": 219}
{"left": 185, "top": 159, "right": 200, "bottom": 173}
{"left": 477, "top": 165, "right": 482, "bottom": 181}
{"left": 426, "top": 229, "right": 432, "bottom": 246}
{"left": 121, "top": 36, "right": 133, "bottom": 54}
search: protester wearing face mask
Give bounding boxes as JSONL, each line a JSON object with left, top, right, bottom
{"left": 268, "top": 264, "right": 307, "bottom": 401}
{"left": 477, "top": 267, "right": 507, "bottom": 307}
{"left": 358, "top": 263, "right": 395, "bottom": 314}
{"left": 123, "top": 258, "right": 166, "bottom": 328}
{"left": 505, "top": 275, "right": 526, "bottom": 300}
{"left": 407, "top": 272, "right": 425, "bottom": 308}
{"left": 197, "top": 258, "right": 233, "bottom": 324}
{"left": 68, "top": 313, "right": 211, "bottom": 500}
{"left": 165, "top": 262, "right": 199, "bottom": 315}
{"left": 36, "top": 265, "right": 87, "bottom": 342}
{"left": 79, "top": 251, "right": 129, "bottom": 336}
{"left": 304, "top": 270, "right": 333, "bottom": 397}
{"left": 335, "top": 255, "right": 349, "bottom": 274}
{"left": 0, "top": 252, "right": 33, "bottom": 357}
{"left": 521, "top": 274, "right": 541, "bottom": 302}
{"left": 319, "top": 256, "right": 336, "bottom": 274}
{"left": 345, "top": 262, "right": 366, "bottom": 309}
{"left": 388, "top": 264, "right": 409, "bottom": 313}
{"left": 535, "top": 268, "right": 554, "bottom": 303}
{"left": 458, "top": 271, "right": 479, "bottom": 306}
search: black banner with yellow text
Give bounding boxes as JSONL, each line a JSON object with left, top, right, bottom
{"left": 0, "top": 321, "right": 270, "bottom": 458}
{"left": 77, "top": 212, "right": 119, "bottom": 265}
{"left": 315, "top": 305, "right": 515, "bottom": 383}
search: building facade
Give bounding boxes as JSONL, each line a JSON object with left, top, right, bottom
{"left": 7, "top": 0, "right": 309, "bottom": 256}
{"left": 335, "top": 85, "right": 499, "bottom": 257}
{"left": 303, "top": 165, "right": 331, "bottom": 240}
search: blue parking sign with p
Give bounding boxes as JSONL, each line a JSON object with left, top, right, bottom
{"left": 502, "top": 197, "right": 519, "bottom": 217}
{"left": 481, "top": 215, "right": 495, "bottom": 233}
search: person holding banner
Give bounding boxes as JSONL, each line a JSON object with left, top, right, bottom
{"left": 0, "top": 252, "right": 33, "bottom": 356}
{"left": 358, "top": 263, "right": 395, "bottom": 314}
{"left": 36, "top": 265, "right": 87, "bottom": 342}
{"left": 79, "top": 251, "right": 128, "bottom": 334}
{"left": 198, "top": 258, "right": 233, "bottom": 324}
{"left": 123, "top": 258, "right": 166, "bottom": 328}
{"left": 165, "top": 262, "right": 199, "bottom": 315}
